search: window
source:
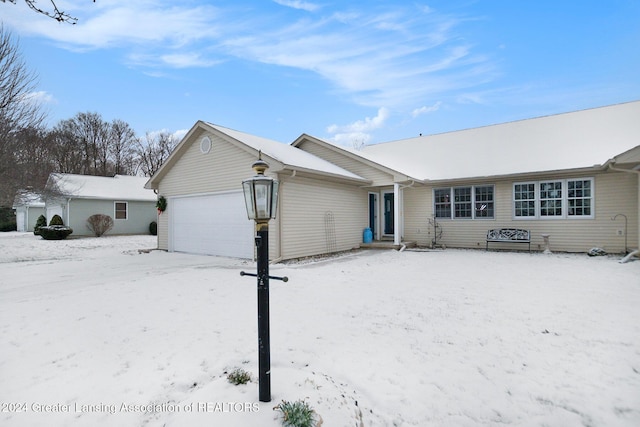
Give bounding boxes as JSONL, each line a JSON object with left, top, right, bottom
{"left": 514, "top": 183, "right": 536, "bottom": 217}
{"left": 115, "top": 202, "right": 128, "bottom": 220}
{"left": 454, "top": 187, "right": 472, "bottom": 218}
{"left": 434, "top": 188, "right": 451, "bottom": 218}
{"left": 434, "top": 185, "right": 494, "bottom": 219}
{"left": 513, "top": 178, "right": 593, "bottom": 219}
{"left": 475, "top": 186, "right": 494, "bottom": 218}
{"left": 567, "top": 179, "right": 592, "bottom": 217}
{"left": 540, "top": 181, "right": 563, "bottom": 217}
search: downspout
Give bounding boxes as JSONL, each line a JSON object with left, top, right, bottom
{"left": 607, "top": 163, "right": 640, "bottom": 257}
{"left": 271, "top": 170, "right": 291, "bottom": 263}
{"left": 66, "top": 198, "right": 72, "bottom": 227}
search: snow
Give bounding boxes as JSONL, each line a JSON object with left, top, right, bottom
{"left": 46, "top": 174, "right": 156, "bottom": 201}
{"left": 361, "top": 101, "right": 640, "bottom": 181}
{"left": 206, "top": 123, "right": 368, "bottom": 182}
{"left": 1, "top": 232, "right": 639, "bottom": 427}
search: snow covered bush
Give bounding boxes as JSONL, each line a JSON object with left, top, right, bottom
{"left": 226, "top": 368, "right": 251, "bottom": 385}
{"left": 39, "top": 225, "right": 73, "bottom": 240}
{"left": 49, "top": 214, "right": 64, "bottom": 226}
{"left": 33, "top": 215, "right": 47, "bottom": 235}
{"left": 274, "top": 400, "right": 317, "bottom": 427}
{"left": 149, "top": 221, "right": 157, "bottom": 236}
{"left": 86, "top": 214, "right": 114, "bottom": 237}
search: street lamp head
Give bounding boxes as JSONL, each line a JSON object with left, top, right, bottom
{"left": 242, "top": 156, "right": 279, "bottom": 223}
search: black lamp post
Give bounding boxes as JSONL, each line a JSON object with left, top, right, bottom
{"left": 240, "top": 156, "right": 286, "bottom": 403}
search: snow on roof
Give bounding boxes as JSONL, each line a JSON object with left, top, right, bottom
{"left": 206, "top": 123, "right": 367, "bottom": 181}
{"left": 47, "top": 174, "right": 156, "bottom": 201}
{"left": 361, "top": 101, "right": 640, "bottom": 181}
{"left": 12, "top": 191, "right": 45, "bottom": 208}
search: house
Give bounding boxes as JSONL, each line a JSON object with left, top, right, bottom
{"left": 44, "top": 173, "right": 157, "bottom": 236}
{"left": 12, "top": 191, "right": 45, "bottom": 232}
{"left": 357, "top": 101, "right": 640, "bottom": 254}
{"left": 144, "top": 122, "right": 386, "bottom": 259}
{"left": 145, "top": 101, "right": 640, "bottom": 260}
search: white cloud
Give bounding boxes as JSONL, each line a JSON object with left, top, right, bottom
{"left": 173, "top": 128, "right": 189, "bottom": 141}
{"left": 21, "top": 90, "right": 56, "bottom": 105}
{"left": 10, "top": 1, "right": 221, "bottom": 51}
{"left": 412, "top": 101, "right": 442, "bottom": 117}
{"left": 4, "top": 2, "right": 497, "bottom": 109}
{"left": 273, "top": 0, "right": 320, "bottom": 12}
{"left": 158, "top": 53, "right": 222, "bottom": 69}
{"left": 223, "top": 6, "right": 494, "bottom": 108}
{"left": 327, "top": 107, "right": 390, "bottom": 147}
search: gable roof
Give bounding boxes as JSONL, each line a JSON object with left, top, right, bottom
{"left": 361, "top": 101, "right": 640, "bottom": 181}
{"left": 146, "top": 121, "right": 368, "bottom": 189}
{"left": 46, "top": 174, "right": 156, "bottom": 202}
{"left": 291, "top": 134, "right": 420, "bottom": 182}
{"left": 12, "top": 191, "right": 45, "bottom": 209}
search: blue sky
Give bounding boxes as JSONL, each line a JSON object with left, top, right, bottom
{"left": 3, "top": 0, "right": 639, "bottom": 145}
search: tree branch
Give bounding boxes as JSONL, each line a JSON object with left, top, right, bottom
{"left": 2, "top": 0, "right": 96, "bottom": 24}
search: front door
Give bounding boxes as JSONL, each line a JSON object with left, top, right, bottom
{"left": 383, "top": 192, "right": 394, "bottom": 235}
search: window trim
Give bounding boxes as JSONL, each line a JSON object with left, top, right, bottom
{"left": 513, "top": 181, "right": 537, "bottom": 218}
{"left": 512, "top": 178, "right": 594, "bottom": 220}
{"left": 114, "top": 201, "right": 128, "bottom": 220}
{"left": 434, "top": 185, "right": 495, "bottom": 220}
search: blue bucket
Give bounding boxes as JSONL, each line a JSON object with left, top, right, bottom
{"left": 363, "top": 228, "right": 373, "bottom": 243}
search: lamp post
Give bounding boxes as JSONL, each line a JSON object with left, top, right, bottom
{"left": 240, "top": 155, "right": 286, "bottom": 403}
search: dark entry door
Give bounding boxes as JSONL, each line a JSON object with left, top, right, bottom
{"left": 368, "top": 193, "right": 377, "bottom": 236}
{"left": 384, "top": 193, "right": 394, "bottom": 235}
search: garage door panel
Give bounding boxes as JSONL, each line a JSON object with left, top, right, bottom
{"left": 171, "top": 192, "right": 254, "bottom": 258}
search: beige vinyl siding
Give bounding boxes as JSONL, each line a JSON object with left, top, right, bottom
{"left": 156, "top": 132, "right": 275, "bottom": 252}
{"left": 403, "top": 185, "right": 431, "bottom": 245}
{"left": 402, "top": 170, "right": 638, "bottom": 253}
{"left": 279, "top": 175, "right": 367, "bottom": 259}
{"left": 297, "top": 140, "right": 395, "bottom": 186}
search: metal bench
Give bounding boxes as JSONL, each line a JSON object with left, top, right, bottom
{"left": 486, "top": 228, "right": 531, "bottom": 252}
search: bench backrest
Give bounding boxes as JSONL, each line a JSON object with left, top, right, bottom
{"left": 487, "top": 228, "right": 530, "bottom": 241}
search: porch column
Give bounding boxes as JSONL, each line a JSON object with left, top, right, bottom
{"left": 394, "top": 183, "right": 400, "bottom": 246}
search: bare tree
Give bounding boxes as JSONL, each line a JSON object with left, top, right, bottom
{"left": 1, "top": 0, "right": 95, "bottom": 24}
{"left": 0, "top": 24, "right": 46, "bottom": 206}
{"left": 0, "top": 24, "right": 44, "bottom": 132}
{"left": 109, "top": 119, "right": 139, "bottom": 175}
{"left": 49, "top": 121, "right": 86, "bottom": 174}
{"left": 137, "top": 131, "right": 179, "bottom": 177}
{"left": 57, "top": 112, "right": 110, "bottom": 175}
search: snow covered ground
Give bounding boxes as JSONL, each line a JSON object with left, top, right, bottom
{"left": 1, "top": 232, "right": 639, "bottom": 427}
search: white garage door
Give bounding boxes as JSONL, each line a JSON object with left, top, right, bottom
{"left": 171, "top": 192, "right": 254, "bottom": 258}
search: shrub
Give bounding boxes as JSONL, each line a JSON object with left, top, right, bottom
{"left": 0, "top": 221, "right": 16, "bottom": 232}
{"left": 227, "top": 368, "right": 251, "bottom": 385}
{"left": 34, "top": 215, "right": 47, "bottom": 235}
{"left": 274, "top": 400, "right": 317, "bottom": 427}
{"left": 0, "top": 207, "right": 16, "bottom": 231}
{"left": 149, "top": 221, "right": 158, "bottom": 236}
{"left": 49, "top": 214, "right": 64, "bottom": 226}
{"left": 86, "top": 214, "right": 114, "bottom": 237}
{"left": 40, "top": 225, "right": 73, "bottom": 240}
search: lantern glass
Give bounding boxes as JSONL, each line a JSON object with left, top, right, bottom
{"left": 270, "top": 180, "right": 279, "bottom": 219}
{"left": 242, "top": 180, "right": 256, "bottom": 220}
{"left": 242, "top": 175, "right": 279, "bottom": 221}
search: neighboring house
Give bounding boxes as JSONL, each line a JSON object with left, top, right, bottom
{"left": 12, "top": 191, "right": 45, "bottom": 232}
{"left": 44, "top": 173, "right": 157, "bottom": 236}
{"left": 145, "top": 101, "right": 640, "bottom": 260}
